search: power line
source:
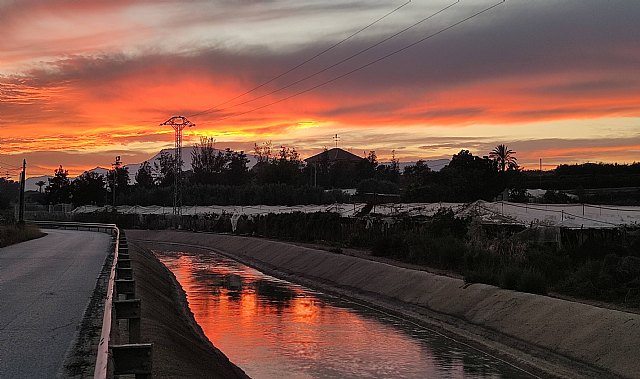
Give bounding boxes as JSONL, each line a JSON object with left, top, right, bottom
{"left": 0, "top": 159, "right": 22, "bottom": 170}
{"left": 188, "top": 0, "right": 413, "bottom": 118}
{"left": 194, "top": 0, "right": 459, "bottom": 118}
{"left": 0, "top": 165, "right": 21, "bottom": 172}
{"left": 210, "top": 0, "right": 507, "bottom": 123}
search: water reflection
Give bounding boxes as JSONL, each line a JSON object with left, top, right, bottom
{"left": 158, "top": 251, "right": 534, "bottom": 379}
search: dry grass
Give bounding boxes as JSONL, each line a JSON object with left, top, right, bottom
{"left": 0, "top": 224, "right": 46, "bottom": 248}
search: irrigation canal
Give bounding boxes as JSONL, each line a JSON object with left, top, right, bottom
{"left": 156, "top": 249, "right": 536, "bottom": 379}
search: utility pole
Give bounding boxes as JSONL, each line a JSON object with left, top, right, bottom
{"left": 160, "top": 116, "right": 195, "bottom": 216}
{"left": 18, "top": 159, "right": 26, "bottom": 223}
{"left": 112, "top": 156, "right": 121, "bottom": 206}
{"left": 539, "top": 158, "right": 542, "bottom": 188}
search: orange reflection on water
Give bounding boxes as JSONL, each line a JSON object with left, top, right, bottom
{"left": 158, "top": 251, "right": 528, "bottom": 379}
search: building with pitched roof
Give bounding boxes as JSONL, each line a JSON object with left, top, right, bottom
{"left": 304, "top": 148, "right": 365, "bottom": 165}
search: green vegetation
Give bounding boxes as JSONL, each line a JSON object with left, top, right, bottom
{"left": 523, "top": 162, "right": 640, "bottom": 204}
{"left": 402, "top": 149, "right": 521, "bottom": 202}
{"left": 368, "top": 213, "right": 640, "bottom": 306}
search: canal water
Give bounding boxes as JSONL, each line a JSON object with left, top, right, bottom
{"left": 156, "top": 250, "right": 535, "bottom": 379}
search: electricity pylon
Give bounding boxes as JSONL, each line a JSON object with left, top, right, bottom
{"left": 160, "top": 116, "right": 195, "bottom": 216}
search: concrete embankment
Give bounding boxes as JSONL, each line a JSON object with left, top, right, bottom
{"left": 128, "top": 230, "right": 640, "bottom": 379}
{"left": 128, "top": 240, "right": 249, "bottom": 378}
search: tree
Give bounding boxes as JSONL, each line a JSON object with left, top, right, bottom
{"left": 253, "top": 145, "right": 304, "bottom": 185}
{"left": 366, "top": 150, "right": 378, "bottom": 166}
{"left": 190, "top": 139, "right": 250, "bottom": 186}
{"left": 404, "top": 160, "right": 431, "bottom": 180}
{"left": 352, "top": 150, "right": 377, "bottom": 183}
{"left": 46, "top": 165, "right": 72, "bottom": 204}
{"left": 107, "top": 167, "right": 130, "bottom": 192}
{"left": 106, "top": 166, "right": 130, "bottom": 204}
{"left": 155, "top": 151, "right": 177, "bottom": 187}
{"left": 35, "top": 180, "right": 46, "bottom": 193}
{"left": 439, "top": 150, "right": 502, "bottom": 201}
{"left": 0, "top": 178, "right": 20, "bottom": 209}
{"left": 489, "top": 144, "right": 518, "bottom": 172}
{"left": 135, "top": 161, "right": 155, "bottom": 189}
{"left": 254, "top": 141, "right": 273, "bottom": 163}
{"left": 402, "top": 160, "right": 435, "bottom": 202}
{"left": 191, "top": 137, "right": 226, "bottom": 185}
{"left": 226, "top": 149, "right": 250, "bottom": 185}
{"left": 72, "top": 172, "right": 106, "bottom": 205}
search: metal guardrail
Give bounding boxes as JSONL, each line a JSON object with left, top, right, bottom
{"left": 27, "top": 221, "right": 121, "bottom": 378}
{"left": 95, "top": 224, "right": 118, "bottom": 379}
{"left": 28, "top": 220, "right": 117, "bottom": 233}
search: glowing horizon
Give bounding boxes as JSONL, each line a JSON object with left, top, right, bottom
{"left": 1, "top": 0, "right": 639, "bottom": 177}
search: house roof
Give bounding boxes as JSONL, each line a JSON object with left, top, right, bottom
{"left": 304, "top": 148, "right": 365, "bottom": 164}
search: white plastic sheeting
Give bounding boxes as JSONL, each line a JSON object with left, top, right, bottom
{"left": 72, "top": 201, "right": 640, "bottom": 229}
{"left": 72, "top": 203, "right": 368, "bottom": 218}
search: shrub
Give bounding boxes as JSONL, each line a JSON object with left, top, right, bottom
{"left": 516, "top": 269, "right": 548, "bottom": 294}
{"left": 0, "top": 224, "right": 46, "bottom": 247}
{"left": 372, "top": 235, "right": 408, "bottom": 258}
{"left": 500, "top": 267, "right": 521, "bottom": 290}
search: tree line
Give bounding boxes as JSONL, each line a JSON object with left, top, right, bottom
{"left": 30, "top": 141, "right": 521, "bottom": 206}
{"left": 28, "top": 140, "right": 639, "bottom": 207}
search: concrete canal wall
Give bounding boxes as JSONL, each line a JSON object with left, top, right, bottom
{"left": 128, "top": 230, "right": 640, "bottom": 379}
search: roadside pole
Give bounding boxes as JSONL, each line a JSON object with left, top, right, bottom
{"left": 18, "top": 159, "right": 26, "bottom": 223}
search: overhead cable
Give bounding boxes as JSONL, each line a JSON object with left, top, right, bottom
{"left": 194, "top": 0, "right": 458, "bottom": 117}
{"left": 211, "top": 0, "right": 507, "bottom": 122}
{"left": 188, "top": 0, "right": 413, "bottom": 117}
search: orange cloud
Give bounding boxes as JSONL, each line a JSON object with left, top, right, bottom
{"left": 2, "top": 0, "right": 640, "bottom": 176}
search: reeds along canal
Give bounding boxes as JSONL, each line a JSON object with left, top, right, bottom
{"left": 156, "top": 249, "right": 536, "bottom": 379}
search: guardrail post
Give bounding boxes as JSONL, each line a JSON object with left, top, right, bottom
{"left": 115, "top": 279, "right": 136, "bottom": 299}
{"left": 115, "top": 299, "right": 142, "bottom": 343}
{"left": 116, "top": 267, "right": 134, "bottom": 280}
{"left": 112, "top": 343, "right": 153, "bottom": 378}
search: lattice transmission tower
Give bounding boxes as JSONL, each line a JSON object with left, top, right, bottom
{"left": 160, "top": 116, "right": 195, "bottom": 216}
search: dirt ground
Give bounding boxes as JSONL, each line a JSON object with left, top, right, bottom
{"left": 128, "top": 230, "right": 640, "bottom": 379}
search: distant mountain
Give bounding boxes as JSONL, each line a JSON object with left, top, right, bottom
{"left": 86, "top": 167, "right": 110, "bottom": 176}
{"left": 123, "top": 147, "right": 261, "bottom": 183}
{"left": 25, "top": 175, "right": 51, "bottom": 192}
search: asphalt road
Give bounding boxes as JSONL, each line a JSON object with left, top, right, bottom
{"left": 0, "top": 229, "right": 110, "bottom": 379}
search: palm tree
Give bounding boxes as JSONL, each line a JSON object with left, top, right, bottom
{"left": 489, "top": 144, "right": 518, "bottom": 172}
{"left": 35, "top": 180, "right": 46, "bottom": 193}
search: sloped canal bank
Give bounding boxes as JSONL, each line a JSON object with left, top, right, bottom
{"left": 128, "top": 230, "right": 639, "bottom": 379}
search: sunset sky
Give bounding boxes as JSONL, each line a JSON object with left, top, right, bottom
{"left": 1, "top": 0, "right": 639, "bottom": 177}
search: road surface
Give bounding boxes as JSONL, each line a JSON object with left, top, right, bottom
{"left": 0, "top": 229, "right": 110, "bottom": 378}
